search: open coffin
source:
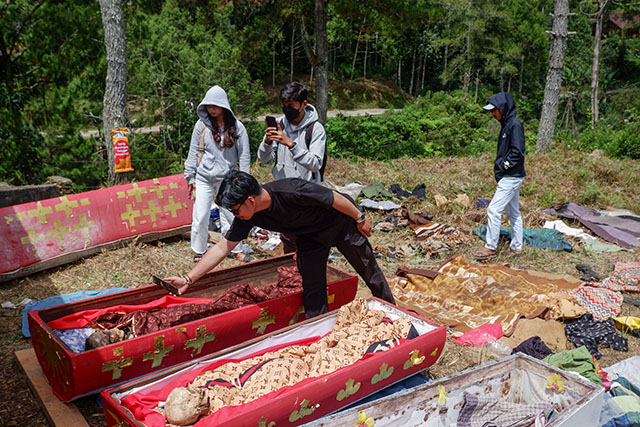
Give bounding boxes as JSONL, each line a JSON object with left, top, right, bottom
{"left": 28, "top": 253, "right": 357, "bottom": 401}
{"left": 308, "top": 353, "right": 604, "bottom": 427}
{"left": 101, "top": 298, "right": 446, "bottom": 426}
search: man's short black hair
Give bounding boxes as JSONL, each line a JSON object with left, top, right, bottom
{"left": 215, "top": 170, "right": 262, "bottom": 209}
{"left": 279, "top": 82, "right": 307, "bottom": 103}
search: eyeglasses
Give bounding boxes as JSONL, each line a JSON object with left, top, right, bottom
{"left": 229, "top": 197, "right": 249, "bottom": 215}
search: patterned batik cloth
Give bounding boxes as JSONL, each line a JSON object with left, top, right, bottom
{"left": 390, "top": 255, "right": 585, "bottom": 335}
{"left": 96, "top": 266, "right": 303, "bottom": 337}
{"left": 164, "top": 298, "right": 412, "bottom": 416}
{"left": 559, "top": 285, "right": 623, "bottom": 320}
{"left": 53, "top": 328, "right": 96, "bottom": 353}
{"left": 565, "top": 314, "right": 628, "bottom": 359}
{"left": 592, "top": 262, "right": 640, "bottom": 292}
{"left": 457, "top": 394, "right": 557, "bottom": 427}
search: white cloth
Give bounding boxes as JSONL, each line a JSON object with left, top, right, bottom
{"left": 359, "top": 199, "right": 401, "bottom": 211}
{"left": 543, "top": 220, "right": 596, "bottom": 240}
{"left": 486, "top": 176, "right": 524, "bottom": 251}
{"left": 191, "top": 176, "right": 237, "bottom": 255}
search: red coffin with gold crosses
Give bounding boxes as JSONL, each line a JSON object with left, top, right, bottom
{"left": 1, "top": 174, "right": 192, "bottom": 282}
{"left": 100, "top": 298, "right": 446, "bottom": 427}
{"left": 28, "top": 254, "right": 358, "bottom": 401}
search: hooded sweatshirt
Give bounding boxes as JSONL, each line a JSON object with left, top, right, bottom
{"left": 257, "top": 104, "right": 326, "bottom": 184}
{"left": 184, "top": 86, "right": 250, "bottom": 185}
{"left": 486, "top": 92, "right": 526, "bottom": 182}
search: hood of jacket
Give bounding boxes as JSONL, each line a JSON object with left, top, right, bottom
{"left": 487, "top": 92, "right": 517, "bottom": 126}
{"left": 196, "top": 86, "right": 237, "bottom": 128}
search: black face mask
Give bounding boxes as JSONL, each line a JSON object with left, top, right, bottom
{"left": 282, "top": 105, "right": 301, "bottom": 121}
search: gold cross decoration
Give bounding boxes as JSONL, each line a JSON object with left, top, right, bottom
{"left": 142, "top": 200, "right": 163, "bottom": 224}
{"left": 47, "top": 219, "right": 71, "bottom": 245}
{"left": 105, "top": 408, "right": 129, "bottom": 427}
{"left": 148, "top": 182, "right": 168, "bottom": 199}
{"left": 288, "top": 399, "right": 317, "bottom": 423}
{"left": 142, "top": 336, "right": 174, "bottom": 368}
{"left": 120, "top": 204, "right": 141, "bottom": 228}
{"left": 102, "top": 347, "right": 133, "bottom": 380}
{"left": 163, "top": 195, "right": 181, "bottom": 218}
{"left": 73, "top": 214, "right": 95, "bottom": 240}
{"left": 126, "top": 182, "right": 148, "bottom": 203}
{"left": 252, "top": 307, "right": 276, "bottom": 335}
{"left": 289, "top": 305, "right": 305, "bottom": 325}
{"left": 27, "top": 201, "right": 53, "bottom": 224}
{"left": 54, "top": 196, "right": 79, "bottom": 218}
{"left": 184, "top": 325, "right": 216, "bottom": 357}
{"left": 20, "top": 226, "right": 45, "bottom": 246}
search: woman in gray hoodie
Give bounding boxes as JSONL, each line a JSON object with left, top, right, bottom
{"left": 184, "top": 85, "right": 250, "bottom": 261}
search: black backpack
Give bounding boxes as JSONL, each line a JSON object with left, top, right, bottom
{"left": 280, "top": 119, "right": 326, "bottom": 181}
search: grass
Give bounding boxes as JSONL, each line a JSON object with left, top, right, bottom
{"left": 1, "top": 146, "right": 639, "bottom": 425}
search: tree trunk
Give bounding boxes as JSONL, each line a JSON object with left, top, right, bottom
{"left": 99, "top": 0, "right": 129, "bottom": 185}
{"left": 350, "top": 28, "right": 361, "bottom": 80}
{"left": 591, "top": 0, "right": 607, "bottom": 128}
{"left": 298, "top": 0, "right": 328, "bottom": 124}
{"left": 536, "top": 0, "right": 570, "bottom": 154}
{"left": 290, "top": 25, "right": 295, "bottom": 82}
{"left": 363, "top": 39, "right": 368, "bottom": 79}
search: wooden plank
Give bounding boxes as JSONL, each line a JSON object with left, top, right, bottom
{"left": 15, "top": 348, "right": 89, "bottom": 427}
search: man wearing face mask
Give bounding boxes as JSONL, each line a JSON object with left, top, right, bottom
{"left": 258, "top": 82, "right": 326, "bottom": 185}
{"left": 258, "top": 82, "right": 327, "bottom": 253}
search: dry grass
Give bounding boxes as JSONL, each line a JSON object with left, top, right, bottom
{"left": 1, "top": 149, "right": 640, "bottom": 425}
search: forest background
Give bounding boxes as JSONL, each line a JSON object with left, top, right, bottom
{"left": 1, "top": 0, "right": 640, "bottom": 192}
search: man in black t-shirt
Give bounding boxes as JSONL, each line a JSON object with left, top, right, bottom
{"left": 164, "top": 170, "right": 395, "bottom": 318}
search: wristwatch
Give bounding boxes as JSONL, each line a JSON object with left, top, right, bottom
{"left": 356, "top": 212, "right": 366, "bottom": 223}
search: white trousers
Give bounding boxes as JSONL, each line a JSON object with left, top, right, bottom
{"left": 485, "top": 176, "right": 525, "bottom": 251}
{"left": 191, "top": 176, "right": 236, "bottom": 255}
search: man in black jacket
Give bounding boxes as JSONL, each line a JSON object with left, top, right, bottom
{"left": 164, "top": 170, "right": 395, "bottom": 318}
{"left": 472, "top": 92, "right": 526, "bottom": 260}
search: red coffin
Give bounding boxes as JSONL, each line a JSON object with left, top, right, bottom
{"left": 101, "top": 298, "right": 446, "bottom": 427}
{"left": 28, "top": 254, "right": 358, "bottom": 401}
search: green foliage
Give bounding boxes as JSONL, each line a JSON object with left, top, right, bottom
{"left": 326, "top": 91, "right": 493, "bottom": 159}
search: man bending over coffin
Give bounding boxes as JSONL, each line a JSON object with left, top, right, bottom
{"left": 164, "top": 170, "right": 395, "bottom": 318}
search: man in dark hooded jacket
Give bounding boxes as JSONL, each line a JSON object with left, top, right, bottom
{"left": 472, "top": 92, "right": 526, "bottom": 260}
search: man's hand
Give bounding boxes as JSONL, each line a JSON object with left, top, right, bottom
{"left": 357, "top": 216, "right": 372, "bottom": 237}
{"left": 163, "top": 276, "right": 189, "bottom": 295}
{"left": 187, "top": 183, "right": 195, "bottom": 200}
{"left": 265, "top": 122, "right": 294, "bottom": 148}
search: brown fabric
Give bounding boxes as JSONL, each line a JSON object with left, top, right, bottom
{"left": 96, "top": 266, "right": 303, "bottom": 337}
{"left": 163, "top": 299, "right": 412, "bottom": 417}
{"left": 390, "top": 255, "right": 585, "bottom": 336}
{"left": 395, "top": 266, "right": 439, "bottom": 280}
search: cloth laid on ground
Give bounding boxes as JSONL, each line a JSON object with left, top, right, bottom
{"left": 390, "top": 255, "right": 585, "bottom": 336}
{"left": 361, "top": 180, "right": 393, "bottom": 199}
{"left": 543, "top": 346, "right": 602, "bottom": 385}
{"left": 473, "top": 225, "right": 573, "bottom": 251}
{"left": 322, "top": 179, "right": 363, "bottom": 201}
{"left": 511, "top": 336, "right": 554, "bottom": 360}
{"left": 121, "top": 299, "right": 414, "bottom": 426}
{"left": 544, "top": 219, "right": 632, "bottom": 253}
{"left": 499, "top": 318, "right": 568, "bottom": 353}
{"left": 453, "top": 323, "right": 503, "bottom": 347}
{"left": 395, "top": 206, "right": 434, "bottom": 227}
{"left": 22, "top": 288, "right": 126, "bottom": 337}
{"left": 457, "top": 394, "right": 557, "bottom": 427}
{"left": 599, "top": 376, "right": 640, "bottom": 427}
{"left": 388, "top": 183, "right": 426, "bottom": 200}
{"left": 544, "top": 219, "right": 596, "bottom": 241}
{"left": 412, "top": 222, "right": 471, "bottom": 254}
{"left": 475, "top": 198, "right": 490, "bottom": 208}
{"left": 564, "top": 314, "right": 628, "bottom": 359}
{"left": 359, "top": 198, "right": 402, "bottom": 211}
{"left": 612, "top": 316, "right": 640, "bottom": 338}
{"left": 544, "top": 202, "right": 640, "bottom": 248}
{"left": 593, "top": 261, "right": 640, "bottom": 292}
{"left": 559, "top": 285, "right": 623, "bottom": 320}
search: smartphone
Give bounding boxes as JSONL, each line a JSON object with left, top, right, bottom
{"left": 265, "top": 115, "right": 277, "bottom": 129}
{"left": 152, "top": 275, "right": 180, "bottom": 295}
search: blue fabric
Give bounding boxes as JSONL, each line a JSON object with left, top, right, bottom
{"left": 473, "top": 225, "right": 573, "bottom": 252}
{"left": 22, "top": 288, "right": 127, "bottom": 337}
{"left": 53, "top": 328, "right": 95, "bottom": 353}
{"left": 600, "top": 377, "right": 640, "bottom": 427}
{"left": 340, "top": 373, "right": 430, "bottom": 411}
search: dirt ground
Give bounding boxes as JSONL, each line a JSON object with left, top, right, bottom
{"left": 1, "top": 153, "right": 639, "bottom": 425}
